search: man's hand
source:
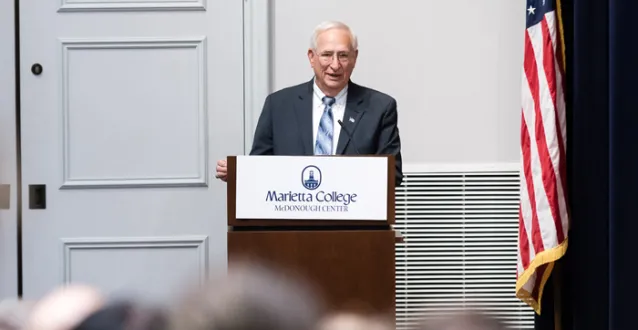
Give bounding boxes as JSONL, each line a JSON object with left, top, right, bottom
{"left": 215, "top": 159, "right": 228, "bottom": 182}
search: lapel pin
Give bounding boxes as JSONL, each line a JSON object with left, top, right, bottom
{"left": 349, "top": 117, "right": 355, "bottom": 123}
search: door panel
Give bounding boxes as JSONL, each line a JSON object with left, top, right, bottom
{"left": 0, "top": 0, "right": 18, "bottom": 299}
{"left": 60, "top": 37, "right": 207, "bottom": 188}
{"left": 20, "top": 0, "right": 244, "bottom": 299}
{"left": 61, "top": 236, "right": 208, "bottom": 300}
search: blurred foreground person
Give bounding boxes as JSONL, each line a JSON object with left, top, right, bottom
{"left": 419, "top": 310, "right": 505, "bottom": 330}
{"left": 317, "top": 312, "right": 394, "bottom": 330}
{"left": 70, "top": 300, "right": 167, "bottom": 330}
{"left": 24, "top": 284, "right": 105, "bottom": 330}
{"left": 0, "top": 299, "right": 36, "bottom": 330}
{"left": 168, "top": 261, "right": 322, "bottom": 330}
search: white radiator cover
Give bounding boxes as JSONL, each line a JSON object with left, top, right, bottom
{"left": 394, "top": 163, "right": 534, "bottom": 329}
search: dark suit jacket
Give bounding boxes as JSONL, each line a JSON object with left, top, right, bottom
{"left": 250, "top": 79, "right": 404, "bottom": 186}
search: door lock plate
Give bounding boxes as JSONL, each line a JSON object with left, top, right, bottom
{"left": 29, "top": 184, "right": 46, "bottom": 210}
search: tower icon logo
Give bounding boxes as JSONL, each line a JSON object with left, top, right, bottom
{"left": 301, "top": 165, "right": 322, "bottom": 190}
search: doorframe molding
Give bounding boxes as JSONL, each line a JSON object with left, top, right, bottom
{"left": 242, "top": 0, "right": 271, "bottom": 154}
{"left": 0, "top": 0, "right": 19, "bottom": 298}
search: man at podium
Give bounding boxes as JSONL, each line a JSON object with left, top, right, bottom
{"left": 216, "top": 20, "right": 403, "bottom": 187}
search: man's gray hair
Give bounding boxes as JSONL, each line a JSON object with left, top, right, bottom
{"left": 310, "top": 21, "right": 358, "bottom": 51}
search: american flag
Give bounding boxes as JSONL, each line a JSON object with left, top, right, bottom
{"left": 516, "top": 0, "right": 569, "bottom": 314}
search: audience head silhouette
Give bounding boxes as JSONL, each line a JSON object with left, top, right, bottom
{"left": 167, "top": 261, "right": 322, "bottom": 330}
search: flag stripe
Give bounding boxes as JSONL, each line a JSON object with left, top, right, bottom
{"left": 519, "top": 146, "right": 537, "bottom": 267}
{"left": 520, "top": 109, "right": 545, "bottom": 255}
{"left": 526, "top": 26, "right": 560, "bottom": 249}
{"left": 524, "top": 31, "right": 557, "bottom": 252}
{"left": 518, "top": 204, "right": 531, "bottom": 270}
{"left": 541, "top": 15, "right": 565, "bottom": 242}
{"left": 543, "top": 13, "right": 570, "bottom": 238}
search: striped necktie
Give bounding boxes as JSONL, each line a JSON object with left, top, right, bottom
{"left": 314, "top": 96, "right": 336, "bottom": 155}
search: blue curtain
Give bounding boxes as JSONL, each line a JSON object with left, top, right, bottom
{"left": 535, "top": 1, "right": 638, "bottom": 329}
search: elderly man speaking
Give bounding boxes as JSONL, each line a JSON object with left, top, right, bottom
{"left": 216, "top": 21, "right": 403, "bottom": 186}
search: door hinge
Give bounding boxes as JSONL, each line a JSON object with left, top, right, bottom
{"left": 0, "top": 184, "right": 9, "bottom": 209}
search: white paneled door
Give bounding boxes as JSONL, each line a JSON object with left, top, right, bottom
{"left": 19, "top": 0, "right": 245, "bottom": 299}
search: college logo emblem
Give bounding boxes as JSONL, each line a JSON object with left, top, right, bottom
{"left": 301, "top": 165, "right": 322, "bottom": 190}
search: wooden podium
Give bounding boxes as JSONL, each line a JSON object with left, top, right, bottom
{"left": 226, "top": 155, "right": 398, "bottom": 318}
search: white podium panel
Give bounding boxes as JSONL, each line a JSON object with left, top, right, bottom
{"left": 235, "top": 155, "right": 389, "bottom": 220}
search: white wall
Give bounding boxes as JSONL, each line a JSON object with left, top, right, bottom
{"left": 0, "top": 0, "right": 18, "bottom": 298}
{"left": 269, "top": 0, "right": 525, "bottom": 164}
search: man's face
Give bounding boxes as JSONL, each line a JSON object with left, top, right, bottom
{"left": 308, "top": 28, "right": 358, "bottom": 96}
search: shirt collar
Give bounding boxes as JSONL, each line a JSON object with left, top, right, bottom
{"left": 313, "top": 78, "right": 348, "bottom": 104}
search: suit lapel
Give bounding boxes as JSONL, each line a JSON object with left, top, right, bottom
{"left": 294, "top": 79, "right": 314, "bottom": 155}
{"left": 336, "top": 82, "right": 366, "bottom": 155}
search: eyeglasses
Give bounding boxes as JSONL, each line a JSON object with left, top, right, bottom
{"left": 315, "top": 51, "right": 351, "bottom": 64}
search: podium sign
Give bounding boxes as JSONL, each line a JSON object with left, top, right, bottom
{"left": 234, "top": 155, "right": 390, "bottom": 221}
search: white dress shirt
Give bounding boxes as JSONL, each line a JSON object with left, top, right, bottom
{"left": 312, "top": 80, "right": 347, "bottom": 155}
